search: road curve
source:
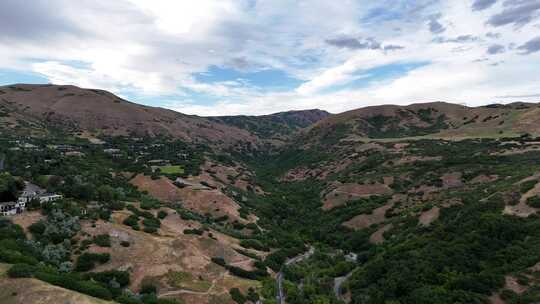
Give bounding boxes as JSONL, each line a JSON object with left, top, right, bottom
{"left": 276, "top": 246, "right": 315, "bottom": 304}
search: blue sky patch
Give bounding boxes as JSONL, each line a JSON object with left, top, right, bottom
{"left": 0, "top": 69, "right": 49, "bottom": 86}
{"left": 195, "top": 66, "right": 304, "bottom": 91}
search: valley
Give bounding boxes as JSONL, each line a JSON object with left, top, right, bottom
{"left": 1, "top": 84, "right": 540, "bottom": 304}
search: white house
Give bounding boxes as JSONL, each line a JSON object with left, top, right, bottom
{"left": 0, "top": 182, "right": 63, "bottom": 216}
{"left": 0, "top": 201, "right": 24, "bottom": 216}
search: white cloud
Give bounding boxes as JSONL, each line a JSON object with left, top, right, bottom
{"left": 0, "top": 0, "right": 539, "bottom": 116}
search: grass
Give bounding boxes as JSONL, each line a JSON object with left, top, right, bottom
{"left": 158, "top": 165, "right": 184, "bottom": 174}
{"left": 166, "top": 270, "right": 212, "bottom": 292}
{"left": 0, "top": 263, "right": 10, "bottom": 278}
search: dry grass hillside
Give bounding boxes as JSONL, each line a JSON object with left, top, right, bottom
{"left": 304, "top": 101, "right": 540, "bottom": 143}
{"left": 0, "top": 84, "right": 257, "bottom": 146}
{"left": 0, "top": 263, "right": 115, "bottom": 304}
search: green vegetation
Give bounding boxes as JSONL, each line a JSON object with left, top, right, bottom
{"left": 157, "top": 165, "right": 184, "bottom": 174}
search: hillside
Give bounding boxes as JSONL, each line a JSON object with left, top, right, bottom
{"left": 209, "top": 109, "right": 330, "bottom": 141}
{"left": 304, "top": 101, "right": 540, "bottom": 144}
{"left": 0, "top": 84, "right": 257, "bottom": 146}
{"left": 0, "top": 263, "right": 115, "bottom": 304}
{"left": 1, "top": 84, "right": 540, "bottom": 304}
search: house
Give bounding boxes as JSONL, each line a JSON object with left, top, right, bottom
{"left": 103, "top": 148, "right": 121, "bottom": 154}
{"left": 0, "top": 182, "right": 64, "bottom": 216}
{"left": 344, "top": 252, "right": 358, "bottom": 263}
{"left": 38, "top": 193, "right": 63, "bottom": 203}
{"left": 18, "top": 182, "right": 45, "bottom": 203}
{"left": 0, "top": 201, "right": 24, "bottom": 216}
{"left": 64, "top": 151, "right": 85, "bottom": 157}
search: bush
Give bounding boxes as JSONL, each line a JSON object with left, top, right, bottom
{"left": 8, "top": 263, "right": 35, "bottom": 278}
{"left": 526, "top": 195, "right": 540, "bottom": 208}
{"left": 157, "top": 210, "right": 168, "bottom": 219}
{"left": 229, "top": 288, "right": 246, "bottom": 304}
{"left": 143, "top": 226, "right": 158, "bottom": 234}
{"left": 85, "top": 270, "right": 130, "bottom": 287}
{"left": 120, "top": 241, "right": 131, "bottom": 247}
{"left": 93, "top": 234, "right": 111, "bottom": 247}
{"left": 35, "top": 271, "right": 112, "bottom": 300}
{"left": 239, "top": 239, "right": 269, "bottom": 251}
{"left": 75, "top": 252, "right": 110, "bottom": 272}
{"left": 140, "top": 196, "right": 161, "bottom": 210}
{"left": 183, "top": 228, "right": 204, "bottom": 235}
{"left": 140, "top": 283, "right": 157, "bottom": 294}
{"left": 123, "top": 215, "right": 139, "bottom": 227}
{"left": 211, "top": 257, "right": 227, "bottom": 267}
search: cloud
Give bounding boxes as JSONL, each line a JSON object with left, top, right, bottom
{"left": 433, "top": 35, "right": 480, "bottom": 43}
{"left": 496, "top": 93, "right": 540, "bottom": 98}
{"left": 384, "top": 45, "right": 405, "bottom": 51}
{"left": 428, "top": 17, "right": 446, "bottom": 34}
{"left": 517, "top": 36, "right": 540, "bottom": 54}
{"left": 486, "top": 32, "right": 502, "bottom": 39}
{"left": 472, "top": 0, "right": 498, "bottom": 11}
{"left": 487, "top": 0, "right": 540, "bottom": 27}
{"left": 0, "top": 0, "right": 539, "bottom": 116}
{"left": 325, "top": 36, "right": 382, "bottom": 50}
{"left": 487, "top": 44, "right": 506, "bottom": 54}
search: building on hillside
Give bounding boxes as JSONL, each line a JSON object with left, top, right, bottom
{"left": 17, "top": 182, "right": 45, "bottom": 203}
{"left": 103, "top": 148, "right": 121, "bottom": 154}
{"left": 64, "top": 151, "right": 85, "bottom": 157}
{"left": 38, "top": 193, "right": 63, "bottom": 203}
{"left": 344, "top": 252, "right": 358, "bottom": 263}
{"left": 0, "top": 201, "right": 24, "bottom": 216}
{"left": 0, "top": 182, "right": 64, "bottom": 216}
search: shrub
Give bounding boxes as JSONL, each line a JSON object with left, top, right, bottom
{"left": 120, "top": 241, "right": 131, "bottom": 247}
{"left": 8, "top": 263, "right": 35, "bottom": 278}
{"left": 75, "top": 252, "right": 110, "bottom": 272}
{"left": 229, "top": 288, "right": 246, "bottom": 304}
{"left": 183, "top": 228, "right": 204, "bottom": 235}
{"left": 239, "top": 239, "right": 269, "bottom": 251}
{"left": 93, "top": 234, "right": 111, "bottom": 247}
{"left": 143, "top": 226, "right": 158, "bottom": 234}
{"left": 123, "top": 215, "right": 139, "bottom": 227}
{"left": 34, "top": 271, "right": 112, "bottom": 300}
{"left": 85, "top": 270, "right": 130, "bottom": 287}
{"left": 526, "top": 195, "right": 540, "bottom": 208}
{"left": 157, "top": 210, "right": 168, "bottom": 219}
{"left": 211, "top": 257, "right": 227, "bottom": 267}
{"left": 140, "top": 283, "right": 157, "bottom": 294}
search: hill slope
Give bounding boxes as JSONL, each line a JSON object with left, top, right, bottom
{"left": 209, "top": 109, "right": 330, "bottom": 141}
{"left": 304, "top": 101, "right": 540, "bottom": 144}
{"left": 0, "top": 84, "right": 257, "bottom": 146}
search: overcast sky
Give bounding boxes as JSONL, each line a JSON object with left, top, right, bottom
{"left": 1, "top": 0, "right": 539, "bottom": 116}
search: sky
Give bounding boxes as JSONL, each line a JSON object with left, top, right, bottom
{"left": 0, "top": 0, "right": 539, "bottom": 116}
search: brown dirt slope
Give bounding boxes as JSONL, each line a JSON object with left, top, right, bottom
{"left": 0, "top": 84, "right": 257, "bottom": 146}
{"left": 0, "top": 264, "right": 114, "bottom": 304}
{"left": 304, "top": 101, "right": 540, "bottom": 142}
{"left": 130, "top": 174, "right": 248, "bottom": 223}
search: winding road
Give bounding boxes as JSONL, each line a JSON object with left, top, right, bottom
{"left": 275, "top": 246, "right": 315, "bottom": 304}
{"left": 334, "top": 271, "right": 354, "bottom": 302}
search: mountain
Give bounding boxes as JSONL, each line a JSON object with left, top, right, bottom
{"left": 2, "top": 84, "right": 540, "bottom": 304}
{"left": 0, "top": 84, "right": 332, "bottom": 148}
{"left": 209, "top": 109, "right": 330, "bottom": 141}
{"left": 304, "top": 101, "right": 540, "bottom": 144}
{"left": 0, "top": 84, "right": 258, "bottom": 146}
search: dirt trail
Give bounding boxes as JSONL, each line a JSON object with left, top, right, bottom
{"left": 504, "top": 179, "right": 540, "bottom": 217}
{"left": 159, "top": 272, "right": 226, "bottom": 297}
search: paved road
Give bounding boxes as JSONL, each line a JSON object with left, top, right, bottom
{"left": 276, "top": 246, "right": 315, "bottom": 304}
{"left": 334, "top": 271, "right": 353, "bottom": 301}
